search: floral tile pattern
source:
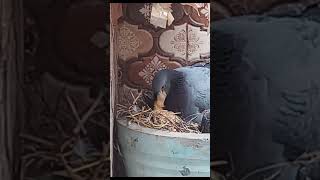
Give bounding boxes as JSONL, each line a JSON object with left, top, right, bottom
{"left": 138, "top": 55, "right": 167, "bottom": 85}
{"left": 171, "top": 29, "right": 187, "bottom": 56}
{"left": 125, "top": 53, "right": 182, "bottom": 89}
{"left": 159, "top": 23, "right": 188, "bottom": 60}
{"left": 117, "top": 21, "right": 153, "bottom": 61}
{"left": 159, "top": 23, "right": 210, "bottom": 62}
{"left": 139, "top": 3, "right": 152, "bottom": 22}
{"left": 118, "top": 25, "right": 141, "bottom": 59}
{"left": 116, "top": 3, "right": 211, "bottom": 91}
{"left": 187, "top": 24, "right": 210, "bottom": 61}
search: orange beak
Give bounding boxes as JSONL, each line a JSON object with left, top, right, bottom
{"left": 153, "top": 89, "right": 167, "bottom": 110}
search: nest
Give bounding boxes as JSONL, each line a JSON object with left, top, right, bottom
{"left": 21, "top": 76, "right": 110, "bottom": 180}
{"left": 117, "top": 90, "right": 200, "bottom": 133}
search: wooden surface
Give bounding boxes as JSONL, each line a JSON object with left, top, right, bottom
{"left": 110, "top": 3, "right": 117, "bottom": 177}
{"left": 111, "top": 3, "right": 128, "bottom": 177}
{"left": 0, "top": 0, "right": 24, "bottom": 179}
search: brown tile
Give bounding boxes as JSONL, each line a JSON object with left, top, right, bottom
{"left": 125, "top": 3, "right": 151, "bottom": 25}
{"left": 124, "top": 53, "right": 182, "bottom": 89}
{"left": 159, "top": 23, "right": 188, "bottom": 60}
{"left": 182, "top": 3, "right": 210, "bottom": 27}
{"left": 159, "top": 23, "right": 210, "bottom": 62}
{"left": 187, "top": 24, "right": 210, "bottom": 62}
{"left": 117, "top": 21, "right": 153, "bottom": 61}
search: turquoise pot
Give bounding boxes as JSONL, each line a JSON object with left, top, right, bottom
{"left": 116, "top": 119, "right": 210, "bottom": 177}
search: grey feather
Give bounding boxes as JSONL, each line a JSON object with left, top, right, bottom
{"left": 175, "top": 66, "right": 210, "bottom": 113}
{"left": 152, "top": 65, "right": 210, "bottom": 130}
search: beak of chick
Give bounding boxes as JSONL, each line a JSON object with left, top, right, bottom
{"left": 153, "top": 89, "right": 167, "bottom": 110}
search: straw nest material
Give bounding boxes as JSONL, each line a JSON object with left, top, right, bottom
{"left": 211, "top": 150, "right": 320, "bottom": 180}
{"left": 21, "top": 79, "right": 110, "bottom": 180}
{"left": 117, "top": 90, "right": 200, "bottom": 133}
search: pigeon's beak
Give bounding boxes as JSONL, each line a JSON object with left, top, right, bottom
{"left": 153, "top": 89, "right": 167, "bottom": 110}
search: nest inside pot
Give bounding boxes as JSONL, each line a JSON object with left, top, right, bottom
{"left": 116, "top": 90, "right": 201, "bottom": 133}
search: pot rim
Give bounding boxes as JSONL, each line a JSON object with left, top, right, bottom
{"left": 116, "top": 119, "right": 210, "bottom": 140}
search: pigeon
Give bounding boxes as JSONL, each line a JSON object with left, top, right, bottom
{"left": 213, "top": 15, "right": 320, "bottom": 179}
{"left": 150, "top": 63, "right": 210, "bottom": 132}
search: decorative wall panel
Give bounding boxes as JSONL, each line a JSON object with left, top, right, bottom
{"left": 159, "top": 23, "right": 187, "bottom": 60}
{"left": 183, "top": 3, "right": 210, "bottom": 28}
{"left": 117, "top": 21, "right": 153, "bottom": 61}
{"left": 125, "top": 54, "right": 182, "bottom": 89}
{"left": 115, "top": 3, "right": 210, "bottom": 96}
{"left": 159, "top": 23, "right": 210, "bottom": 62}
{"left": 187, "top": 25, "right": 210, "bottom": 62}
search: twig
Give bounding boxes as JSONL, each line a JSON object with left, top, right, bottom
{"left": 65, "top": 91, "right": 87, "bottom": 134}
{"left": 73, "top": 158, "right": 108, "bottom": 172}
{"left": 93, "top": 163, "right": 104, "bottom": 179}
{"left": 133, "top": 90, "right": 143, "bottom": 105}
{"left": 240, "top": 151, "right": 320, "bottom": 180}
{"left": 52, "top": 157, "right": 109, "bottom": 177}
{"left": 228, "top": 152, "right": 235, "bottom": 173}
{"left": 73, "top": 89, "right": 104, "bottom": 134}
{"left": 22, "top": 152, "right": 58, "bottom": 161}
{"left": 239, "top": 162, "right": 290, "bottom": 180}
{"left": 89, "top": 118, "right": 108, "bottom": 129}
{"left": 211, "top": 160, "right": 228, "bottom": 166}
{"left": 117, "top": 90, "right": 200, "bottom": 132}
{"left": 24, "top": 158, "right": 35, "bottom": 168}
{"left": 264, "top": 169, "right": 282, "bottom": 180}
{"left": 130, "top": 91, "right": 135, "bottom": 103}
{"left": 20, "top": 133, "right": 55, "bottom": 147}
{"left": 60, "top": 137, "right": 75, "bottom": 153}
{"left": 52, "top": 117, "right": 69, "bottom": 138}
{"left": 59, "top": 154, "right": 85, "bottom": 180}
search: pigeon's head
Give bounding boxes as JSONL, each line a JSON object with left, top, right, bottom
{"left": 151, "top": 69, "right": 184, "bottom": 110}
{"left": 152, "top": 69, "right": 172, "bottom": 101}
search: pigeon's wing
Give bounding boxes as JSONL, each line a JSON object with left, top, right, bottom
{"left": 272, "top": 89, "right": 320, "bottom": 160}
{"left": 175, "top": 67, "right": 210, "bottom": 112}
{"left": 164, "top": 70, "right": 190, "bottom": 115}
{"left": 273, "top": 92, "right": 320, "bottom": 180}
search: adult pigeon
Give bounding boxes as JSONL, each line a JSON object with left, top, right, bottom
{"left": 151, "top": 63, "right": 210, "bottom": 132}
{"left": 213, "top": 14, "right": 320, "bottom": 180}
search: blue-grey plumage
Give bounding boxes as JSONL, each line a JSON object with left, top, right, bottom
{"left": 213, "top": 15, "right": 320, "bottom": 179}
{"left": 151, "top": 64, "right": 210, "bottom": 130}
{"left": 174, "top": 66, "right": 210, "bottom": 112}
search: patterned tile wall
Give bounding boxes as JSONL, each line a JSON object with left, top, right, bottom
{"left": 114, "top": 3, "right": 210, "bottom": 104}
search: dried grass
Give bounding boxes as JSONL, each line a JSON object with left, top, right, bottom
{"left": 211, "top": 150, "right": 320, "bottom": 180}
{"left": 116, "top": 90, "right": 200, "bottom": 133}
{"left": 20, "top": 86, "right": 110, "bottom": 179}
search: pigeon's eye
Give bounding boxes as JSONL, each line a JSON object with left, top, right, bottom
{"left": 161, "top": 85, "right": 165, "bottom": 90}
